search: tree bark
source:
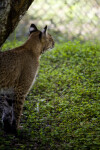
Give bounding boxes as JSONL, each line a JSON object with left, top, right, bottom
{"left": 0, "top": 0, "right": 34, "bottom": 48}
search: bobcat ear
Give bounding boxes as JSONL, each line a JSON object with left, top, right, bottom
{"left": 39, "top": 25, "right": 48, "bottom": 40}
{"left": 29, "top": 24, "right": 38, "bottom": 34}
{"left": 42, "top": 25, "right": 47, "bottom": 35}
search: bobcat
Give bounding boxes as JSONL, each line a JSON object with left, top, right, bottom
{"left": 0, "top": 24, "right": 54, "bottom": 133}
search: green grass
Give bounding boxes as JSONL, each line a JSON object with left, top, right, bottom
{"left": 0, "top": 40, "right": 100, "bottom": 150}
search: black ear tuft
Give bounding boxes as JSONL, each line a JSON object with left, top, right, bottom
{"left": 39, "top": 25, "right": 48, "bottom": 40}
{"left": 42, "top": 25, "right": 47, "bottom": 34}
{"left": 44, "top": 25, "right": 47, "bottom": 31}
{"left": 29, "top": 24, "right": 38, "bottom": 34}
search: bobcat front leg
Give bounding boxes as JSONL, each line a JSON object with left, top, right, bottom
{"left": 12, "top": 91, "right": 25, "bottom": 132}
{"left": 12, "top": 76, "right": 34, "bottom": 132}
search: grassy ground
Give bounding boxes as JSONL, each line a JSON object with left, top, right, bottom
{"left": 0, "top": 40, "right": 100, "bottom": 150}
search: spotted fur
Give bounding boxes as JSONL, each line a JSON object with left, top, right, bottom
{"left": 0, "top": 24, "right": 54, "bottom": 133}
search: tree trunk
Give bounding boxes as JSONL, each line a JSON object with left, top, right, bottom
{"left": 0, "top": 0, "right": 34, "bottom": 49}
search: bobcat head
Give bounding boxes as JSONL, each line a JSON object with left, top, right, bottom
{"left": 29, "top": 24, "right": 55, "bottom": 54}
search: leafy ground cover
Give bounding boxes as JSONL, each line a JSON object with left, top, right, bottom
{"left": 0, "top": 41, "right": 100, "bottom": 150}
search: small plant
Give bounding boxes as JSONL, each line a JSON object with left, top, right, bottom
{"left": 0, "top": 40, "right": 100, "bottom": 150}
